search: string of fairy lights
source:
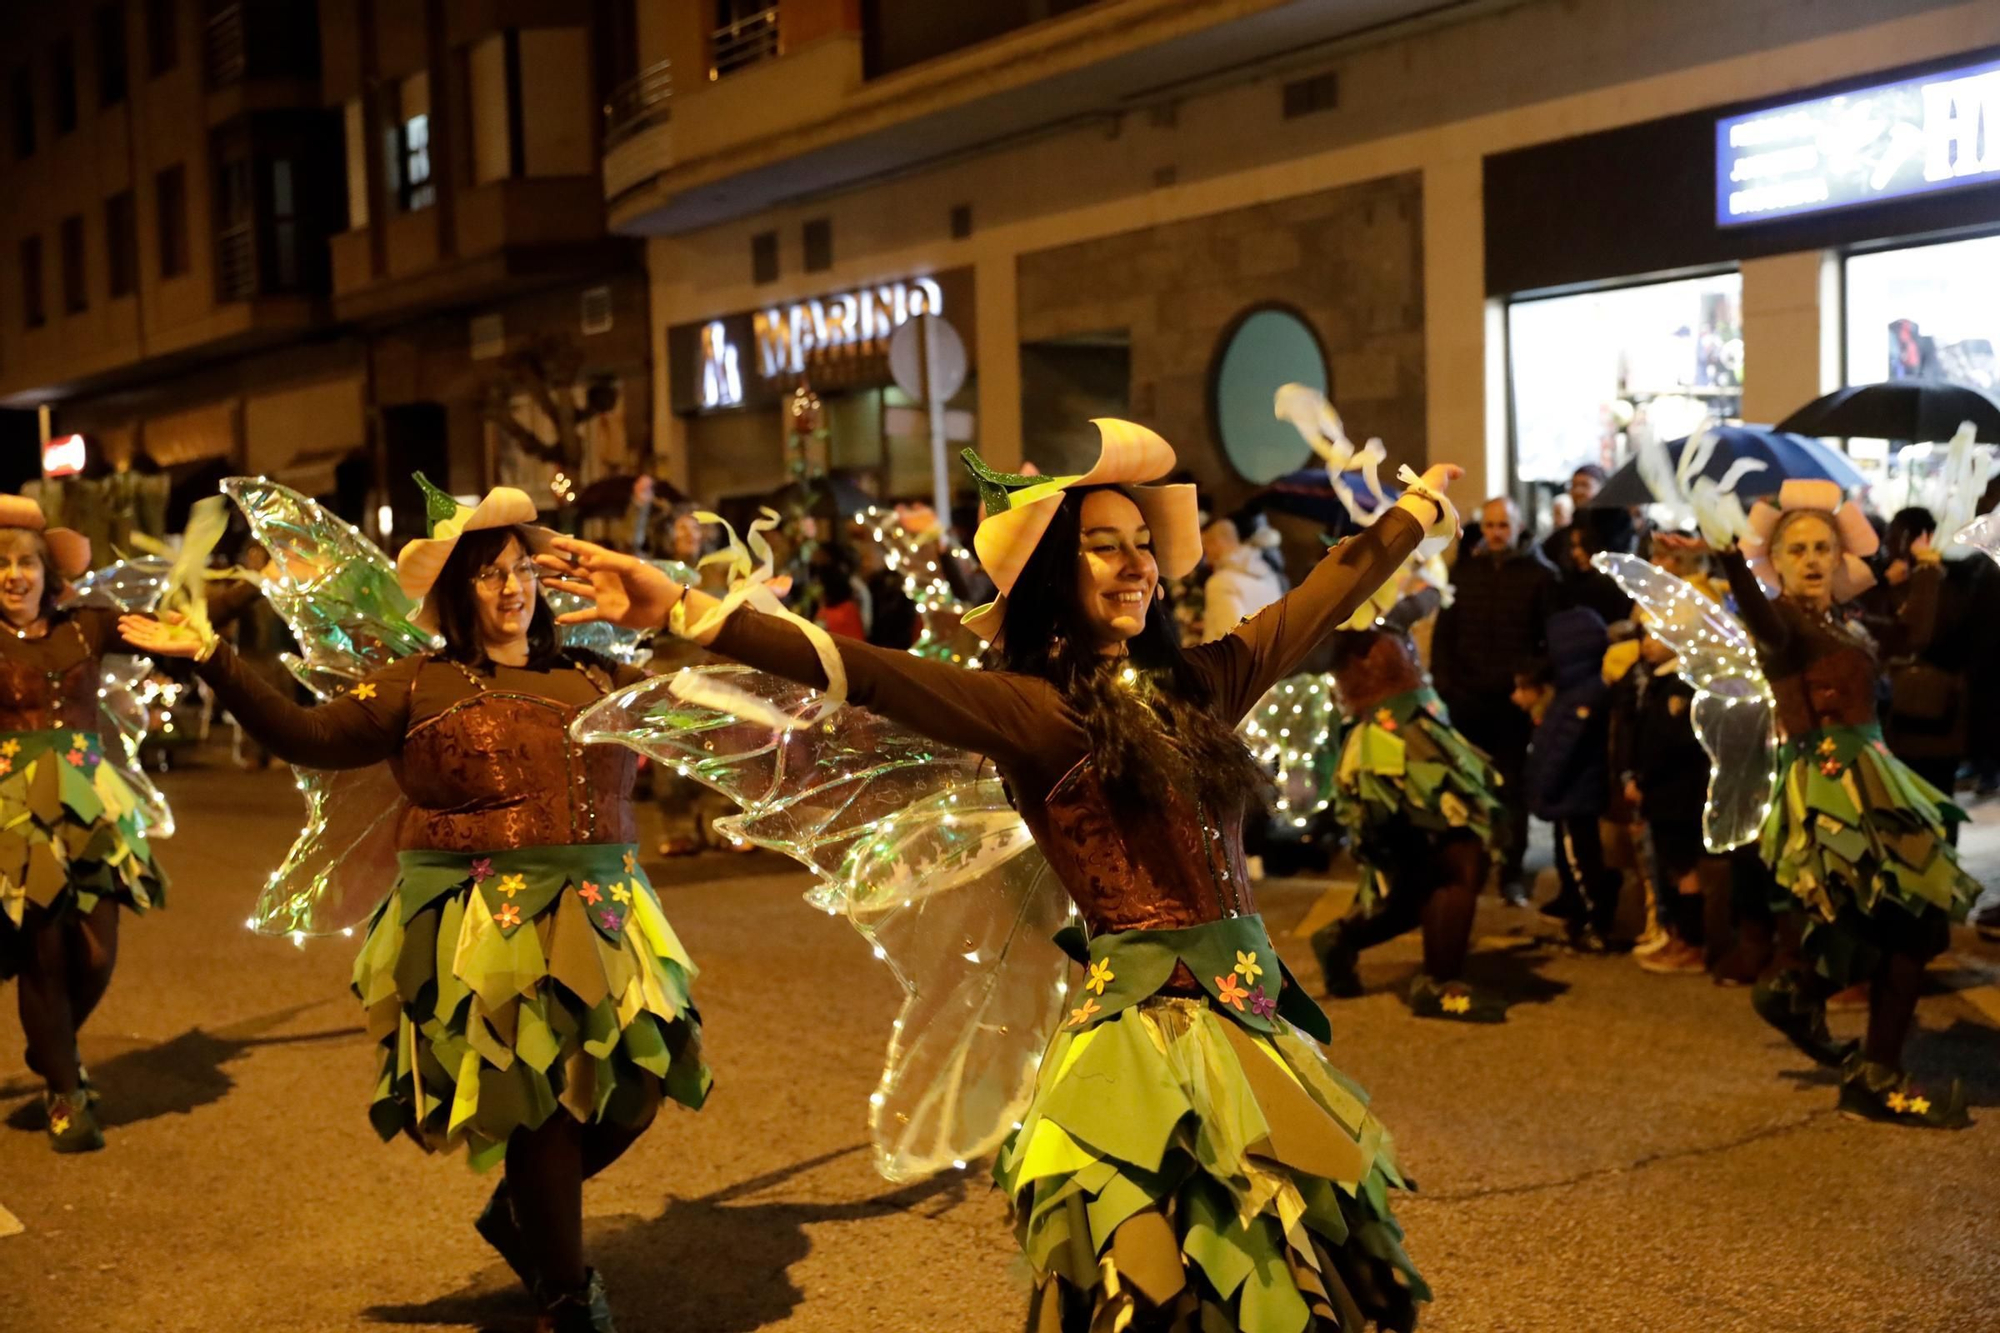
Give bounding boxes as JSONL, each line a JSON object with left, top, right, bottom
{"left": 1239, "top": 674, "right": 1340, "bottom": 828}
{"left": 855, "top": 504, "right": 985, "bottom": 667}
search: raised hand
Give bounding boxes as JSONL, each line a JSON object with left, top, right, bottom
{"left": 118, "top": 611, "right": 207, "bottom": 659}
{"left": 536, "top": 538, "right": 685, "bottom": 630}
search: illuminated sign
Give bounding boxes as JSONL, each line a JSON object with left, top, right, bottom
{"left": 1716, "top": 56, "right": 2000, "bottom": 225}
{"left": 751, "top": 278, "right": 943, "bottom": 378}
{"left": 670, "top": 270, "right": 972, "bottom": 415}
{"left": 42, "top": 434, "right": 85, "bottom": 476}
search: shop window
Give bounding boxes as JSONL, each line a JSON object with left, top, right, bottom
{"left": 1845, "top": 234, "right": 2000, "bottom": 393}
{"left": 20, "top": 234, "right": 45, "bottom": 329}
{"left": 11, "top": 68, "right": 32, "bottom": 160}
{"left": 1507, "top": 271, "right": 1743, "bottom": 485}
{"left": 105, "top": 189, "right": 137, "bottom": 297}
{"left": 156, "top": 163, "right": 188, "bottom": 277}
{"left": 147, "top": 0, "right": 178, "bottom": 77}
{"left": 950, "top": 203, "right": 971, "bottom": 239}
{"left": 61, "top": 215, "right": 87, "bottom": 314}
{"left": 96, "top": 5, "right": 129, "bottom": 107}
{"left": 751, "top": 229, "right": 778, "bottom": 284}
{"left": 803, "top": 217, "right": 832, "bottom": 273}
{"left": 52, "top": 37, "right": 77, "bottom": 136}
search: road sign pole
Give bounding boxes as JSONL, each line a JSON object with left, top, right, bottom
{"left": 923, "top": 315, "right": 951, "bottom": 520}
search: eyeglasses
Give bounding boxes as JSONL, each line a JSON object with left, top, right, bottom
{"left": 472, "top": 558, "right": 540, "bottom": 593}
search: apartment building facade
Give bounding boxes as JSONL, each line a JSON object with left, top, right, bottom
{"left": 609, "top": 0, "right": 2000, "bottom": 519}
{"left": 1, "top": 0, "right": 652, "bottom": 547}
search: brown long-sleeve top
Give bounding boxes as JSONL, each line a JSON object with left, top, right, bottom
{"left": 1718, "top": 546, "right": 1936, "bottom": 739}
{"left": 0, "top": 578, "right": 264, "bottom": 733}
{"left": 197, "top": 643, "right": 644, "bottom": 853}
{"left": 707, "top": 507, "right": 1424, "bottom": 936}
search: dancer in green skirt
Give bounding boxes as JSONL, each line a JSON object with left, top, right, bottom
{"left": 1717, "top": 479, "right": 1980, "bottom": 1128}
{"left": 126, "top": 483, "right": 707, "bottom": 1332}
{"left": 542, "top": 420, "right": 1465, "bottom": 1332}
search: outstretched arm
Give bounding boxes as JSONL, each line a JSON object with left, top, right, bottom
{"left": 120, "top": 613, "right": 410, "bottom": 768}
{"left": 1715, "top": 545, "right": 1789, "bottom": 651}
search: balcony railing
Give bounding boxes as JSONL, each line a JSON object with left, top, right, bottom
{"left": 215, "top": 221, "right": 256, "bottom": 301}
{"left": 205, "top": 2, "right": 246, "bottom": 88}
{"left": 711, "top": 4, "right": 780, "bottom": 79}
{"left": 603, "top": 60, "right": 672, "bottom": 151}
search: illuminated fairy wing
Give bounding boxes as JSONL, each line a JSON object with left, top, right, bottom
{"left": 574, "top": 664, "right": 1072, "bottom": 1182}
{"left": 1240, "top": 673, "right": 1340, "bottom": 829}
{"left": 221, "top": 477, "right": 429, "bottom": 937}
{"left": 67, "top": 558, "right": 176, "bottom": 836}
{"left": 1594, "top": 553, "right": 1776, "bottom": 851}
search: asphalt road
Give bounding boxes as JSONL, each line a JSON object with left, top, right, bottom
{"left": 3, "top": 749, "right": 1997, "bottom": 1333}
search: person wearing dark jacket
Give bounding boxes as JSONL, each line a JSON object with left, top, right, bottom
{"left": 1859, "top": 508, "right": 1972, "bottom": 819}
{"left": 1517, "top": 607, "right": 1624, "bottom": 951}
{"left": 1432, "top": 497, "right": 1552, "bottom": 897}
{"left": 1619, "top": 630, "right": 1716, "bottom": 974}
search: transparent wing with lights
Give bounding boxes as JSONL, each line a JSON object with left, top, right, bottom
{"left": 221, "top": 477, "right": 429, "bottom": 938}
{"left": 572, "top": 664, "right": 1072, "bottom": 1182}
{"left": 68, "top": 558, "right": 176, "bottom": 837}
{"left": 1593, "top": 552, "right": 1776, "bottom": 851}
{"left": 1239, "top": 674, "right": 1339, "bottom": 828}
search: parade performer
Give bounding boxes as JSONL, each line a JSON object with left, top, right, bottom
{"left": 124, "top": 478, "right": 707, "bottom": 1332}
{"left": 1272, "top": 388, "right": 1507, "bottom": 1020}
{"left": 0, "top": 494, "right": 200, "bottom": 1152}
{"left": 1600, "top": 462, "right": 1978, "bottom": 1130}
{"left": 1716, "top": 481, "right": 1977, "bottom": 1128}
{"left": 544, "top": 420, "right": 1463, "bottom": 1332}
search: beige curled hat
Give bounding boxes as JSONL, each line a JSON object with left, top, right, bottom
{"left": 959, "top": 419, "right": 1201, "bottom": 642}
{"left": 395, "top": 473, "right": 554, "bottom": 628}
{"left": 0, "top": 494, "right": 91, "bottom": 578}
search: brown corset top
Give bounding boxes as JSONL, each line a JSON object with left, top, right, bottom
{"left": 0, "top": 615, "right": 108, "bottom": 733}
{"left": 1330, "top": 629, "right": 1425, "bottom": 718}
{"left": 395, "top": 690, "right": 637, "bottom": 852}
{"left": 1770, "top": 645, "right": 1879, "bottom": 739}
{"left": 1026, "top": 758, "right": 1255, "bottom": 937}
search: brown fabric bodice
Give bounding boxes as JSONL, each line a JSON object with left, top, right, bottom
{"left": 1329, "top": 628, "right": 1425, "bottom": 718}
{"left": 0, "top": 616, "right": 107, "bottom": 733}
{"left": 394, "top": 681, "right": 637, "bottom": 854}
{"left": 1770, "top": 645, "right": 1879, "bottom": 739}
{"left": 1026, "top": 758, "right": 1255, "bottom": 936}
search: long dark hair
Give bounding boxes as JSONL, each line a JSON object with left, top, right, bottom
{"left": 428, "top": 526, "right": 566, "bottom": 670}
{"left": 994, "top": 486, "right": 1270, "bottom": 817}
{"left": 0, "top": 527, "right": 69, "bottom": 620}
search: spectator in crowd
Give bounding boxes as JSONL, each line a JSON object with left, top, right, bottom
{"left": 1431, "top": 497, "right": 1552, "bottom": 899}
{"left": 1862, "top": 508, "right": 1970, "bottom": 818}
{"left": 810, "top": 540, "right": 867, "bottom": 640}
{"left": 1618, "top": 620, "right": 1718, "bottom": 974}
{"left": 1515, "top": 606, "right": 1624, "bottom": 951}
{"left": 1199, "top": 514, "right": 1286, "bottom": 642}
{"left": 854, "top": 534, "right": 919, "bottom": 650}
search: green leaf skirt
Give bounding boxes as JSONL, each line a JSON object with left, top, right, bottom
{"left": 996, "top": 996, "right": 1427, "bottom": 1333}
{"left": 1760, "top": 724, "right": 1981, "bottom": 984}
{"left": 351, "top": 843, "right": 710, "bottom": 1171}
{"left": 1333, "top": 690, "right": 1505, "bottom": 910}
{"left": 0, "top": 729, "right": 165, "bottom": 981}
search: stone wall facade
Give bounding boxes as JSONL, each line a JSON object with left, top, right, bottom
{"left": 1015, "top": 171, "right": 1425, "bottom": 510}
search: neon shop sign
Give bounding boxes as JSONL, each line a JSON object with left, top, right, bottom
{"left": 1715, "top": 56, "right": 2000, "bottom": 226}
{"left": 696, "top": 278, "right": 945, "bottom": 409}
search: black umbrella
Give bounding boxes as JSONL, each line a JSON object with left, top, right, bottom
{"left": 1775, "top": 379, "right": 2000, "bottom": 444}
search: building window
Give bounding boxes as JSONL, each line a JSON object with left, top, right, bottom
{"left": 105, "top": 189, "right": 137, "bottom": 297}
{"left": 803, "top": 217, "right": 832, "bottom": 273}
{"left": 213, "top": 149, "right": 253, "bottom": 300}
{"left": 96, "top": 5, "right": 129, "bottom": 107}
{"left": 52, "top": 38, "right": 78, "bottom": 136}
{"left": 10, "top": 69, "right": 32, "bottom": 160}
{"left": 751, "top": 229, "right": 778, "bottom": 284}
{"left": 147, "top": 0, "right": 178, "bottom": 76}
{"left": 950, "top": 203, "right": 972, "bottom": 239}
{"left": 20, "top": 235, "right": 45, "bottom": 329}
{"left": 383, "top": 74, "right": 434, "bottom": 213}
{"left": 156, "top": 163, "right": 188, "bottom": 277}
{"left": 60, "top": 215, "right": 87, "bottom": 314}
{"left": 1507, "top": 271, "right": 1743, "bottom": 486}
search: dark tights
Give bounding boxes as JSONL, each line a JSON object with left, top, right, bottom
{"left": 504, "top": 1109, "right": 652, "bottom": 1291}
{"left": 1862, "top": 950, "right": 1928, "bottom": 1069}
{"left": 1334, "top": 832, "right": 1486, "bottom": 982}
{"left": 16, "top": 899, "right": 120, "bottom": 1094}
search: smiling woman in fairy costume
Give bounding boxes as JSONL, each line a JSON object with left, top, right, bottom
{"left": 543, "top": 420, "right": 1463, "bottom": 1333}
{"left": 1715, "top": 479, "right": 1980, "bottom": 1129}
{"left": 0, "top": 496, "right": 172, "bottom": 1154}
{"left": 124, "top": 477, "right": 707, "bottom": 1333}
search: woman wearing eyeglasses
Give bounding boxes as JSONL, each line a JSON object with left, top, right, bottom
{"left": 122, "top": 479, "right": 705, "bottom": 1333}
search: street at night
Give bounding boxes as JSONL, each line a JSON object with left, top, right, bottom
{"left": 3, "top": 749, "right": 1997, "bottom": 1333}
